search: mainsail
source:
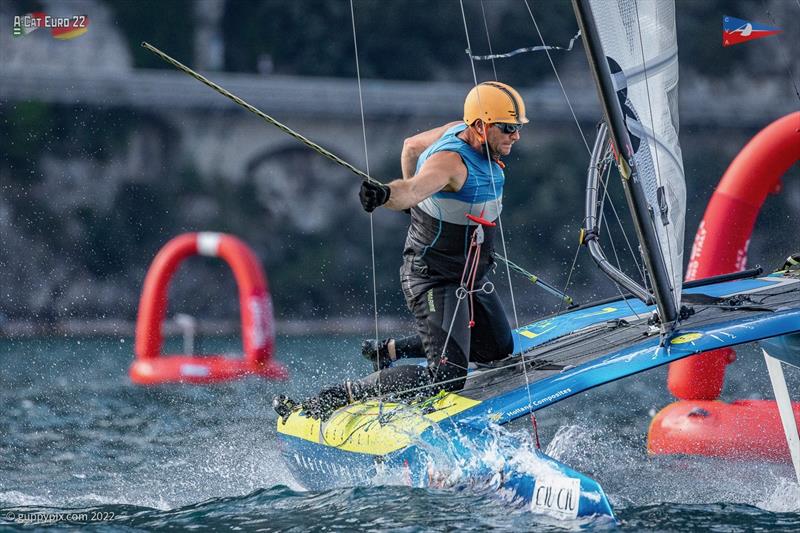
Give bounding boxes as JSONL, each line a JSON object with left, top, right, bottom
{"left": 577, "top": 0, "right": 686, "bottom": 323}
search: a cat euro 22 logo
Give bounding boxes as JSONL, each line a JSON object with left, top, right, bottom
{"left": 723, "top": 16, "right": 782, "bottom": 47}
{"left": 12, "top": 12, "right": 89, "bottom": 40}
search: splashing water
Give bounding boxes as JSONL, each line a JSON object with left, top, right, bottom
{"left": 1, "top": 335, "right": 799, "bottom": 531}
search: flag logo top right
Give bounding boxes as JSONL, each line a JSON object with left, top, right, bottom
{"left": 723, "top": 16, "right": 782, "bottom": 47}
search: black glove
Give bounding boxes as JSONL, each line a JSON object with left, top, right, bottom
{"left": 359, "top": 180, "right": 391, "bottom": 213}
{"left": 361, "top": 338, "right": 393, "bottom": 371}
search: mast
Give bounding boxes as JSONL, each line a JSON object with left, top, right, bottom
{"left": 572, "top": 0, "right": 679, "bottom": 325}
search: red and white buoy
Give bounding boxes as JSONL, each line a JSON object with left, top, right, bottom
{"left": 129, "top": 232, "right": 288, "bottom": 385}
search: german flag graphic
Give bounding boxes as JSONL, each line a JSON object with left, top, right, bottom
{"left": 51, "top": 15, "right": 89, "bottom": 40}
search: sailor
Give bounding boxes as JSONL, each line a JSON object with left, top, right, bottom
{"left": 275, "top": 82, "right": 528, "bottom": 420}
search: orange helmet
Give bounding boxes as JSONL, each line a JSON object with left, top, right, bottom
{"left": 463, "top": 81, "right": 529, "bottom": 126}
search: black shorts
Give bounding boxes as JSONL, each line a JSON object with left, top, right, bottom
{"left": 397, "top": 258, "right": 514, "bottom": 391}
{"left": 352, "top": 255, "right": 513, "bottom": 403}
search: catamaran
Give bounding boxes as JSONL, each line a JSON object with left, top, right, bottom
{"left": 271, "top": 0, "right": 800, "bottom": 521}
{"left": 144, "top": 0, "right": 800, "bottom": 522}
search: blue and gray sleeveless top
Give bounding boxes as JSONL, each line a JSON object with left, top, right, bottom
{"left": 403, "top": 124, "right": 505, "bottom": 280}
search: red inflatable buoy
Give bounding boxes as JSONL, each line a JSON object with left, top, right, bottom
{"left": 669, "top": 112, "right": 800, "bottom": 400}
{"left": 129, "top": 232, "right": 288, "bottom": 385}
{"left": 648, "top": 400, "right": 800, "bottom": 462}
{"left": 649, "top": 112, "right": 800, "bottom": 461}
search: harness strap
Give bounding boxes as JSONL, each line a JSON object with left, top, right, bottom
{"left": 459, "top": 211, "right": 496, "bottom": 328}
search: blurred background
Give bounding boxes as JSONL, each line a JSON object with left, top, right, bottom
{"left": 1, "top": 0, "right": 798, "bottom": 338}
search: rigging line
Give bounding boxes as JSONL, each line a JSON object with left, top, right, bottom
{"left": 522, "top": 0, "right": 591, "bottom": 156}
{"left": 596, "top": 163, "right": 610, "bottom": 235}
{"left": 468, "top": 30, "right": 582, "bottom": 61}
{"left": 141, "top": 41, "right": 380, "bottom": 185}
{"left": 762, "top": 0, "right": 800, "bottom": 105}
{"left": 522, "top": 3, "right": 646, "bottom": 307}
{"left": 366, "top": 355, "right": 554, "bottom": 401}
{"left": 349, "top": 0, "right": 382, "bottom": 399}
{"left": 598, "top": 154, "right": 643, "bottom": 290}
{"left": 336, "top": 401, "right": 488, "bottom": 445}
{"left": 474, "top": 3, "right": 524, "bottom": 325}
{"left": 523, "top": 3, "right": 652, "bottom": 302}
{"left": 458, "top": 1, "right": 520, "bottom": 331}
{"left": 371, "top": 321, "right": 636, "bottom": 401}
{"left": 458, "top": 16, "right": 522, "bottom": 332}
{"left": 600, "top": 188, "right": 642, "bottom": 319}
{"left": 597, "top": 139, "right": 647, "bottom": 288}
{"left": 557, "top": 225, "right": 584, "bottom": 316}
{"left": 492, "top": 252, "right": 573, "bottom": 304}
{"left": 523, "top": 0, "right": 592, "bottom": 318}
{"left": 424, "top": 0, "right": 482, "bottom": 380}
{"left": 606, "top": 179, "right": 646, "bottom": 283}
{"left": 479, "top": 0, "right": 498, "bottom": 81}
{"left": 459, "top": 0, "right": 537, "bottom": 441}
{"left": 431, "top": 289, "right": 465, "bottom": 379}
{"left": 362, "top": 313, "right": 645, "bottom": 404}
{"left": 319, "top": 402, "right": 440, "bottom": 448}
{"left": 598, "top": 165, "right": 643, "bottom": 320}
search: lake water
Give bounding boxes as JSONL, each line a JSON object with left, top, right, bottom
{"left": 1, "top": 333, "right": 798, "bottom": 531}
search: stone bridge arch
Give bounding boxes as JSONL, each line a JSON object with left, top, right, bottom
{"left": 246, "top": 142, "right": 364, "bottom": 234}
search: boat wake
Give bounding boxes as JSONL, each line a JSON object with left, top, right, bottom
{"left": 1, "top": 415, "right": 796, "bottom": 530}
{"left": 544, "top": 423, "right": 800, "bottom": 513}
{"left": 360, "top": 412, "right": 800, "bottom": 517}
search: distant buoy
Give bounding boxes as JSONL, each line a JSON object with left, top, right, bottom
{"left": 129, "top": 232, "right": 288, "bottom": 385}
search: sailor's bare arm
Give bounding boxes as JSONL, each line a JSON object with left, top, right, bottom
{"left": 400, "top": 121, "right": 462, "bottom": 179}
{"left": 385, "top": 151, "right": 467, "bottom": 211}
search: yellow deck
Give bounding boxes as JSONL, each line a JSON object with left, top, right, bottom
{"left": 277, "top": 392, "right": 480, "bottom": 455}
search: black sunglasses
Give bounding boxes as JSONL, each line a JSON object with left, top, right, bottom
{"left": 493, "top": 123, "right": 523, "bottom": 134}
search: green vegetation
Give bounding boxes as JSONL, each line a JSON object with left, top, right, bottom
{"left": 107, "top": 0, "right": 790, "bottom": 83}
{"left": 112, "top": 0, "right": 196, "bottom": 69}
{"left": 1, "top": 0, "right": 797, "bottom": 327}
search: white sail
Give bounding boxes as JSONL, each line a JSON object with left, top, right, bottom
{"left": 589, "top": 0, "right": 686, "bottom": 310}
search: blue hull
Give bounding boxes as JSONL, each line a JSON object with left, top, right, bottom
{"left": 277, "top": 274, "right": 800, "bottom": 522}
{"left": 279, "top": 421, "right": 615, "bottom": 521}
